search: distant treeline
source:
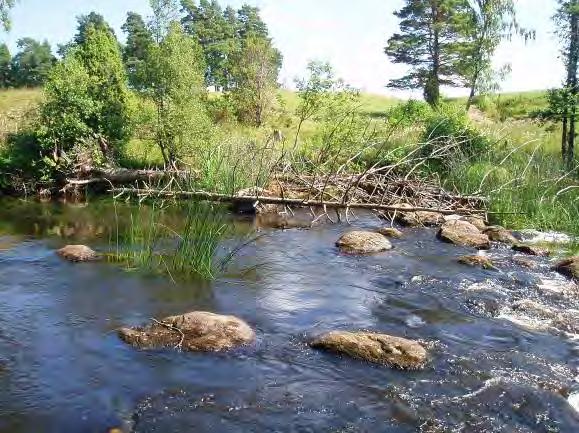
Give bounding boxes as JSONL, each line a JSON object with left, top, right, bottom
{"left": 0, "top": 39, "right": 55, "bottom": 88}
{"left": 0, "top": 0, "right": 281, "bottom": 92}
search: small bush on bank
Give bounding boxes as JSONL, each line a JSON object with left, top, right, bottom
{"left": 421, "top": 103, "right": 490, "bottom": 170}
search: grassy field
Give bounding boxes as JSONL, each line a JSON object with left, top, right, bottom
{"left": 0, "top": 88, "right": 43, "bottom": 142}
{"left": 452, "top": 90, "right": 549, "bottom": 121}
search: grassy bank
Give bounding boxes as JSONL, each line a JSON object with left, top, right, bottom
{"left": 1, "top": 87, "right": 577, "bottom": 241}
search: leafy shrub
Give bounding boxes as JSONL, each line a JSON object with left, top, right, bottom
{"left": 421, "top": 103, "right": 490, "bottom": 171}
{"left": 0, "top": 130, "right": 52, "bottom": 193}
{"left": 385, "top": 99, "right": 431, "bottom": 127}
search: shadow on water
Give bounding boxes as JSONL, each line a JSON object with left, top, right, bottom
{"left": 0, "top": 197, "right": 578, "bottom": 432}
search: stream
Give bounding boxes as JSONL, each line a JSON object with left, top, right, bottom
{"left": 0, "top": 198, "right": 578, "bottom": 433}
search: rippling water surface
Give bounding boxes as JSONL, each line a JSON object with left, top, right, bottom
{"left": 0, "top": 198, "right": 578, "bottom": 433}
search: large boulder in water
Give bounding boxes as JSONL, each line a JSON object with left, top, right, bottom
{"left": 56, "top": 245, "right": 99, "bottom": 262}
{"left": 118, "top": 312, "right": 255, "bottom": 352}
{"left": 553, "top": 257, "right": 579, "bottom": 282}
{"left": 336, "top": 231, "right": 393, "bottom": 254}
{"left": 438, "top": 220, "right": 491, "bottom": 250}
{"left": 310, "top": 331, "right": 427, "bottom": 370}
{"left": 484, "top": 226, "right": 518, "bottom": 244}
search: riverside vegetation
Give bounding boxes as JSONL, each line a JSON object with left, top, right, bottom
{"left": 0, "top": 0, "right": 578, "bottom": 280}
{"left": 1, "top": 2, "right": 579, "bottom": 431}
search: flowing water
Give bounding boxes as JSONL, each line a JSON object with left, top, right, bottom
{"left": 0, "top": 198, "right": 578, "bottom": 433}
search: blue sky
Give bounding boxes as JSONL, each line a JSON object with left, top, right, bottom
{"left": 1, "top": 0, "right": 563, "bottom": 97}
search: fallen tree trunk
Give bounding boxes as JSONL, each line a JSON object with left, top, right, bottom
{"left": 62, "top": 168, "right": 197, "bottom": 193}
{"left": 110, "top": 187, "right": 487, "bottom": 215}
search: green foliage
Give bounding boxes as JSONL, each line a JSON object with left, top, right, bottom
{"left": 443, "top": 142, "right": 579, "bottom": 236}
{"left": 0, "top": 0, "right": 15, "bottom": 32}
{"left": 385, "top": 99, "right": 431, "bottom": 127}
{"left": 295, "top": 61, "right": 336, "bottom": 125}
{"left": 422, "top": 103, "right": 490, "bottom": 170}
{"left": 37, "top": 21, "right": 132, "bottom": 163}
{"left": 457, "top": 0, "right": 531, "bottom": 105}
{"left": 0, "top": 43, "right": 10, "bottom": 87}
{"left": 385, "top": 0, "right": 473, "bottom": 106}
{"left": 38, "top": 55, "right": 97, "bottom": 155}
{"left": 229, "top": 36, "right": 282, "bottom": 126}
{"left": 143, "top": 21, "right": 213, "bottom": 166}
{"left": 0, "top": 129, "right": 52, "bottom": 192}
{"left": 74, "top": 12, "right": 116, "bottom": 46}
{"left": 122, "top": 12, "right": 154, "bottom": 90}
{"left": 10, "top": 38, "right": 55, "bottom": 87}
{"left": 112, "top": 201, "right": 229, "bottom": 280}
{"left": 181, "top": 0, "right": 237, "bottom": 90}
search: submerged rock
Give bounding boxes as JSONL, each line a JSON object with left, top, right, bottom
{"left": 513, "top": 256, "right": 539, "bottom": 270}
{"left": 512, "top": 244, "right": 551, "bottom": 257}
{"left": 336, "top": 231, "right": 393, "bottom": 254}
{"left": 232, "top": 187, "right": 278, "bottom": 214}
{"left": 310, "top": 331, "right": 427, "bottom": 370}
{"left": 257, "top": 214, "right": 311, "bottom": 230}
{"left": 56, "top": 245, "right": 99, "bottom": 262}
{"left": 438, "top": 220, "right": 491, "bottom": 250}
{"left": 484, "top": 226, "right": 518, "bottom": 244}
{"left": 553, "top": 257, "right": 579, "bottom": 282}
{"left": 118, "top": 311, "right": 255, "bottom": 352}
{"left": 458, "top": 255, "right": 494, "bottom": 269}
{"left": 377, "top": 227, "right": 404, "bottom": 239}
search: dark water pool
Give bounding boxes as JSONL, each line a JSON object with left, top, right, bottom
{"left": 0, "top": 198, "right": 578, "bottom": 433}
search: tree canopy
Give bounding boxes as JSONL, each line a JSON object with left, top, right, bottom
{"left": 385, "top": 0, "right": 473, "bottom": 106}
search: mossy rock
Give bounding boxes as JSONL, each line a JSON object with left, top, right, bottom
{"left": 118, "top": 311, "right": 255, "bottom": 353}
{"left": 311, "top": 331, "right": 427, "bottom": 370}
{"left": 336, "top": 231, "right": 393, "bottom": 254}
{"left": 56, "top": 245, "right": 100, "bottom": 262}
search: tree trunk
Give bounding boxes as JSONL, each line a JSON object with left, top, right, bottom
{"left": 565, "top": 0, "right": 579, "bottom": 166}
{"left": 466, "top": 83, "right": 477, "bottom": 111}
{"left": 426, "top": 1, "right": 441, "bottom": 107}
{"left": 562, "top": 114, "right": 568, "bottom": 159}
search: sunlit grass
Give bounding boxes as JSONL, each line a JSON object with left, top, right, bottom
{"left": 110, "top": 201, "right": 229, "bottom": 281}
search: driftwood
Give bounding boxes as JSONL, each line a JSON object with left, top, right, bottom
{"left": 110, "top": 187, "right": 486, "bottom": 215}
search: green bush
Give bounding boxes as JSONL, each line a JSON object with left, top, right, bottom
{"left": 385, "top": 99, "right": 431, "bottom": 127}
{"left": 0, "top": 130, "right": 52, "bottom": 193}
{"left": 421, "top": 103, "right": 490, "bottom": 171}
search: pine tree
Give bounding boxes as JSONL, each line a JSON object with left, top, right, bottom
{"left": 10, "top": 38, "right": 55, "bottom": 87}
{"left": 181, "top": 0, "right": 232, "bottom": 89}
{"left": 122, "top": 12, "right": 154, "bottom": 90}
{"left": 237, "top": 4, "right": 268, "bottom": 39}
{"left": 0, "top": 43, "right": 11, "bottom": 87}
{"left": 74, "top": 12, "right": 117, "bottom": 46}
{"left": 385, "top": 0, "right": 471, "bottom": 106}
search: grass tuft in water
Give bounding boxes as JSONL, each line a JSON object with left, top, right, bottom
{"left": 110, "top": 200, "right": 229, "bottom": 281}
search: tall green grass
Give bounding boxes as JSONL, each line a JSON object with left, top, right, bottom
{"left": 111, "top": 201, "right": 229, "bottom": 280}
{"left": 442, "top": 138, "right": 578, "bottom": 237}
